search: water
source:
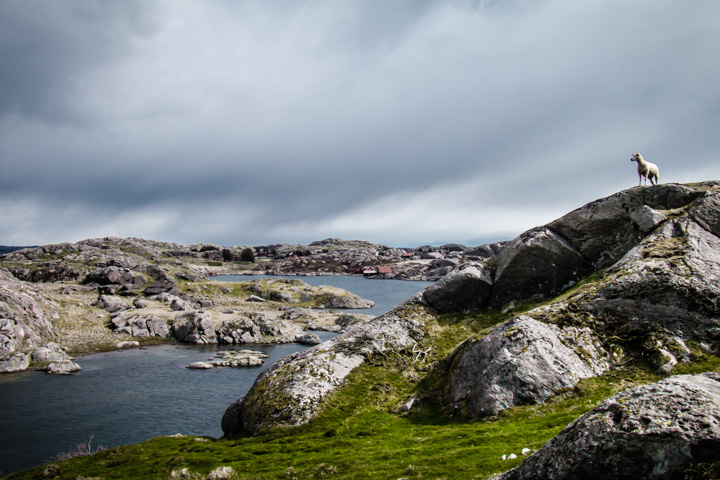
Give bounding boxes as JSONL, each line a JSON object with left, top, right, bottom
{"left": 0, "top": 277, "right": 433, "bottom": 474}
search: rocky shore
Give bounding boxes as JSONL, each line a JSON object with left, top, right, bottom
{"left": 0, "top": 238, "right": 379, "bottom": 374}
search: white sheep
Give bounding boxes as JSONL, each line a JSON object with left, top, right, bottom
{"left": 630, "top": 153, "right": 659, "bottom": 186}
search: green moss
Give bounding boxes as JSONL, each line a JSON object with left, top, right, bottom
{"left": 642, "top": 237, "right": 688, "bottom": 260}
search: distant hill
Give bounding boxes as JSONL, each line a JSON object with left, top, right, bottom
{"left": 0, "top": 245, "right": 35, "bottom": 255}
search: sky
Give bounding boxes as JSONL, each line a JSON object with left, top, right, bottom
{"left": 1, "top": 1, "right": 719, "bottom": 248}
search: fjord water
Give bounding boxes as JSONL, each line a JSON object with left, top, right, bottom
{"left": 0, "top": 276, "right": 432, "bottom": 474}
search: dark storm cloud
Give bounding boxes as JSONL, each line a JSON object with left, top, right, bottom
{"left": 1, "top": 1, "right": 719, "bottom": 246}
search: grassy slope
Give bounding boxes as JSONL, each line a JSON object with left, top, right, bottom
{"left": 9, "top": 302, "right": 720, "bottom": 480}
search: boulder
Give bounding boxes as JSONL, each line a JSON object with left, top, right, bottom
{"left": 31, "top": 343, "right": 69, "bottom": 363}
{"left": 324, "top": 294, "right": 374, "bottom": 309}
{"left": 42, "top": 360, "right": 81, "bottom": 375}
{"left": 93, "top": 295, "right": 129, "bottom": 314}
{"left": 85, "top": 266, "right": 147, "bottom": 290}
{"left": 498, "top": 373, "right": 720, "bottom": 480}
{"left": 116, "top": 341, "right": 140, "bottom": 350}
{"left": 489, "top": 227, "right": 592, "bottom": 308}
{"left": 144, "top": 280, "right": 180, "bottom": 297}
{"left": 447, "top": 316, "right": 612, "bottom": 417}
{"left": 0, "top": 352, "right": 30, "bottom": 373}
{"left": 547, "top": 183, "right": 704, "bottom": 268}
{"left": 207, "top": 466, "right": 236, "bottom": 480}
{"left": 111, "top": 314, "right": 171, "bottom": 338}
{"left": 422, "top": 266, "right": 493, "bottom": 313}
{"left": 186, "top": 362, "right": 214, "bottom": 369}
{"left": 172, "top": 311, "right": 217, "bottom": 344}
{"left": 294, "top": 333, "right": 322, "bottom": 345}
{"left": 222, "top": 302, "right": 433, "bottom": 437}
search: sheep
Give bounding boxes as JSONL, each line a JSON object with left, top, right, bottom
{"left": 630, "top": 153, "right": 659, "bottom": 186}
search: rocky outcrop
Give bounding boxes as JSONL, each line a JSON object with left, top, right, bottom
{"left": 31, "top": 342, "right": 70, "bottom": 363}
{"left": 499, "top": 373, "right": 720, "bottom": 480}
{"left": 42, "top": 360, "right": 81, "bottom": 375}
{"left": 111, "top": 313, "right": 172, "bottom": 338}
{"left": 489, "top": 226, "right": 593, "bottom": 308}
{"left": 422, "top": 266, "right": 492, "bottom": 313}
{"left": 0, "top": 267, "right": 62, "bottom": 373}
{"left": 223, "top": 182, "right": 720, "bottom": 435}
{"left": 0, "top": 352, "right": 30, "bottom": 373}
{"left": 144, "top": 280, "right": 181, "bottom": 297}
{"left": 423, "top": 183, "right": 718, "bottom": 312}
{"left": 186, "top": 350, "right": 269, "bottom": 369}
{"left": 84, "top": 266, "right": 147, "bottom": 293}
{"left": 172, "top": 311, "right": 217, "bottom": 344}
{"left": 447, "top": 316, "right": 613, "bottom": 416}
{"left": 222, "top": 301, "right": 432, "bottom": 437}
{"left": 443, "top": 183, "right": 720, "bottom": 418}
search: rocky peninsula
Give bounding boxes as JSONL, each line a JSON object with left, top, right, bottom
{"left": 0, "top": 237, "right": 385, "bottom": 374}
{"left": 4, "top": 181, "right": 720, "bottom": 479}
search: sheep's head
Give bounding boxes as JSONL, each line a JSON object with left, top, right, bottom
{"left": 630, "top": 152, "right": 641, "bottom": 163}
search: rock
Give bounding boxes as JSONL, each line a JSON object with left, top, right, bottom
{"left": 248, "top": 295, "right": 266, "bottom": 302}
{"left": 145, "top": 280, "right": 180, "bottom": 297}
{"left": 489, "top": 226, "right": 593, "bottom": 308}
{"left": 400, "top": 396, "right": 417, "bottom": 412}
{"left": 43, "top": 360, "right": 81, "bottom": 374}
{"left": 689, "top": 188, "right": 720, "bottom": 236}
{"left": 31, "top": 343, "right": 69, "bottom": 363}
{"left": 85, "top": 266, "right": 146, "bottom": 289}
{"left": 447, "top": 316, "right": 612, "bottom": 417}
{"left": 170, "top": 297, "right": 190, "bottom": 311}
{"left": 547, "top": 183, "right": 704, "bottom": 268}
{"left": 207, "top": 466, "right": 236, "bottom": 479}
{"left": 146, "top": 316, "right": 171, "bottom": 338}
{"left": 94, "top": 295, "right": 129, "bottom": 314}
{"left": 41, "top": 464, "right": 61, "bottom": 478}
{"left": 0, "top": 352, "right": 30, "bottom": 373}
{"left": 422, "top": 266, "right": 493, "bottom": 313}
{"left": 499, "top": 373, "right": 720, "bottom": 480}
{"left": 420, "top": 183, "right": 718, "bottom": 314}
{"left": 116, "top": 341, "right": 140, "bottom": 350}
{"left": 324, "top": 294, "right": 374, "bottom": 309}
{"left": 0, "top": 268, "right": 58, "bottom": 373}
{"left": 629, "top": 204, "right": 667, "bottom": 233}
{"left": 186, "top": 362, "right": 214, "bottom": 369}
{"left": 294, "top": 333, "right": 322, "bottom": 345}
{"left": 566, "top": 214, "right": 720, "bottom": 345}
{"left": 189, "top": 350, "right": 269, "bottom": 369}
{"left": 111, "top": 313, "right": 171, "bottom": 339}
{"left": 133, "top": 298, "right": 147, "bottom": 309}
{"left": 431, "top": 258, "right": 459, "bottom": 269}
{"left": 222, "top": 303, "right": 432, "bottom": 437}
{"left": 172, "top": 311, "right": 217, "bottom": 344}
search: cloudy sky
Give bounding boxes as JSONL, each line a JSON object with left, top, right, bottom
{"left": 1, "top": 1, "right": 718, "bottom": 248}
